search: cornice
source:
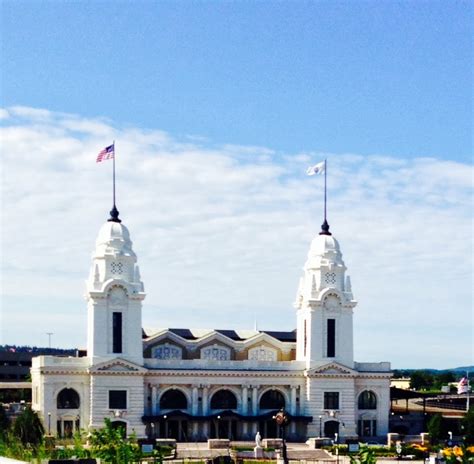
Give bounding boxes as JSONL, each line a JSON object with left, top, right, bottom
{"left": 143, "top": 369, "right": 304, "bottom": 379}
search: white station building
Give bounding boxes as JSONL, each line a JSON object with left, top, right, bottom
{"left": 31, "top": 207, "right": 391, "bottom": 441}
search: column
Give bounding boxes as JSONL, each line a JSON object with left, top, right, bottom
{"left": 242, "top": 385, "right": 249, "bottom": 438}
{"left": 192, "top": 386, "right": 199, "bottom": 415}
{"left": 242, "top": 385, "right": 248, "bottom": 415}
{"left": 151, "top": 386, "right": 158, "bottom": 415}
{"left": 251, "top": 385, "right": 259, "bottom": 435}
{"left": 290, "top": 386, "right": 297, "bottom": 415}
{"left": 252, "top": 386, "right": 259, "bottom": 415}
{"left": 202, "top": 386, "right": 209, "bottom": 415}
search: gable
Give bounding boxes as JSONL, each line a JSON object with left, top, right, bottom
{"left": 89, "top": 358, "right": 147, "bottom": 374}
{"left": 307, "top": 362, "right": 357, "bottom": 377}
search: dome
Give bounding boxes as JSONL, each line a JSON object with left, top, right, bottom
{"left": 304, "top": 233, "right": 345, "bottom": 269}
{"left": 94, "top": 221, "right": 136, "bottom": 257}
{"left": 309, "top": 234, "right": 341, "bottom": 256}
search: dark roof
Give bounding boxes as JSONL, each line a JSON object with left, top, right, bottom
{"left": 164, "top": 328, "right": 296, "bottom": 343}
{"left": 168, "top": 329, "right": 199, "bottom": 340}
{"left": 262, "top": 330, "right": 297, "bottom": 342}
{"left": 215, "top": 330, "right": 246, "bottom": 341}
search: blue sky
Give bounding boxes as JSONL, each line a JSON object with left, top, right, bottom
{"left": 2, "top": 1, "right": 471, "bottom": 161}
{"left": 0, "top": 1, "right": 472, "bottom": 369}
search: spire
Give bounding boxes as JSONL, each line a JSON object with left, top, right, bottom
{"left": 108, "top": 204, "right": 121, "bottom": 223}
{"left": 319, "top": 218, "right": 332, "bottom": 235}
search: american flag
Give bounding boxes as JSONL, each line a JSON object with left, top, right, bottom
{"left": 457, "top": 377, "right": 469, "bottom": 394}
{"left": 96, "top": 144, "right": 115, "bottom": 163}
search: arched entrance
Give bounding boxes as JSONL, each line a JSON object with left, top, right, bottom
{"left": 160, "top": 389, "right": 188, "bottom": 410}
{"left": 324, "top": 420, "right": 339, "bottom": 439}
{"left": 111, "top": 420, "right": 127, "bottom": 438}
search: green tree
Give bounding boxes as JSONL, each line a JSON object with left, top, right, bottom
{"left": 0, "top": 404, "right": 10, "bottom": 439}
{"left": 427, "top": 414, "right": 443, "bottom": 441}
{"left": 410, "top": 371, "right": 434, "bottom": 391}
{"left": 462, "top": 407, "right": 474, "bottom": 444}
{"left": 350, "top": 448, "right": 377, "bottom": 464}
{"left": 89, "top": 418, "right": 142, "bottom": 464}
{"left": 12, "top": 406, "right": 44, "bottom": 447}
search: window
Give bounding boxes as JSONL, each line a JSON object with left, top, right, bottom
{"left": 153, "top": 344, "right": 182, "bottom": 360}
{"left": 201, "top": 345, "right": 230, "bottom": 361}
{"left": 327, "top": 319, "right": 335, "bottom": 357}
{"left": 325, "top": 272, "right": 336, "bottom": 285}
{"left": 324, "top": 392, "right": 339, "bottom": 410}
{"left": 109, "top": 390, "right": 127, "bottom": 409}
{"left": 248, "top": 346, "right": 276, "bottom": 361}
{"left": 358, "top": 390, "right": 377, "bottom": 410}
{"left": 110, "top": 262, "right": 123, "bottom": 274}
{"left": 304, "top": 320, "right": 307, "bottom": 357}
{"left": 358, "top": 419, "right": 377, "bottom": 437}
{"left": 57, "top": 388, "right": 80, "bottom": 409}
{"left": 112, "top": 312, "right": 122, "bottom": 353}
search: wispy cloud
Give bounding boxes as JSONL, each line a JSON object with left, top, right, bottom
{"left": 0, "top": 107, "right": 472, "bottom": 368}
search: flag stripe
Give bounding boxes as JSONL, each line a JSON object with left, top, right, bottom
{"left": 96, "top": 144, "right": 115, "bottom": 163}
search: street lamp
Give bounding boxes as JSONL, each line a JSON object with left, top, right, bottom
{"left": 319, "top": 415, "right": 322, "bottom": 438}
{"left": 47, "top": 412, "right": 51, "bottom": 435}
{"left": 448, "top": 431, "right": 453, "bottom": 446}
{"left": 334, "top": 432, "right": 339, "bottom": 464}
{"left": 275, "top": 409, "right": 289, "bottom": 464}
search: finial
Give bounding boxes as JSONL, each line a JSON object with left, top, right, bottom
{"left": 319, "top": 219, "right": 332, "bottom": 236}
{"left": 108, "top": 204, "right": 121, "bottom": 223}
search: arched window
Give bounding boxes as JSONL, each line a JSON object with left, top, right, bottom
{"left": 259, "top": 390, "right": 285, "bottom": 410}
{"left": 248, "top": 346, "right": 277, "bottom": 361}
{"left": 201, "top": 345, "right": 230, "bottom": 361}
{"left": 57, "top": 388, "right": 80, "bottom": 409}
{"left": 210, "top": 390, "right": 237, "bottom": 410}
{"left": 358, "top": 390, "right": 377, "bottom": 410}
{"left": 152, "top": 344, "right": 182, "bottom": 360}
{"left": 160, "top": 389, "right": 187, "bottom": 410}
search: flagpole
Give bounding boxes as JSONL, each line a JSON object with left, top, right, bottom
{"left": 108, "top": 140, "right": 121, "bottom": 223}
{"left": 467, "top": 370, "right": 470, "bottom": 412}
{"left": 319, "top": 159, "right": 331, "bottom": 235}
{"left": 113, "top": 140, "right": 116, "bottom": 208}
{"left": 324, "top": 159, "right": 327, "bottom": 223}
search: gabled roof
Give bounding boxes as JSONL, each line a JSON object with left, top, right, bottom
{"left": 144, "top": 327, "right": 296, "bottom": 343}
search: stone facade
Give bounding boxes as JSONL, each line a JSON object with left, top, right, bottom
{"left": 31, "top": 214, "right": 391, "bottom": 441}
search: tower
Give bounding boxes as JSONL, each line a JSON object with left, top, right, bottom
{"left": 294, "top": 221, "right": 357, "bottom": 369}
{"left": 86, "top": 209, "right": 146, "bottom": 365}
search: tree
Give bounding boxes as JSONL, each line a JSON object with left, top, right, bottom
{"left": 89, "top": 418, "right": 142, "bottom": 464}
{"left": 462, "top": 407, "right": 474, "bottom": 445}
{"left": 410, "top": 371, "right": 434, "bottom": 391}
{"left": 12, "top": 406, "right": 44, "bottom": 447}
{"left": 0, "top": 404, "right": 10, "bottom": 439}
{"left": 427, "top": 414, "right": 443, "bottom": 441}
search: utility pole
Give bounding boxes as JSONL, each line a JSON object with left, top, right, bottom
{"left": 46, "top": 332, "right": 53, "bottom": 349}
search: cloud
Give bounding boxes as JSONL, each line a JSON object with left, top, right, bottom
{"left": 0, "top": 107, "right": 472, "bottom": 368}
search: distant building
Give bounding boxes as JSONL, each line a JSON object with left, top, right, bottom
{"left": 391, "top": 378, "right": 411, "bottom": 390}
{"left": 31, "top": 207, "right": 391, "bottom": 441}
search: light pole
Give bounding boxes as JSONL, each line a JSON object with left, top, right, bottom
{"left": 335, "top": 432, "right": 339, "bottom": 464}
{"left": 319, "top": 415, "right": 322, "bottom": 437}
{"left": 46, "top": 333, "right": 53, "bottom": 349}
{"left": 47, "top": 412, "right": 51, "bottom": 435}
{"left": 275, "top": 409, "right": 289, "bottom": 464}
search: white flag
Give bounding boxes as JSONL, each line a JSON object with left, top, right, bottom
{"left": 306, "top": 160, "right": 326, "bottom": 176}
